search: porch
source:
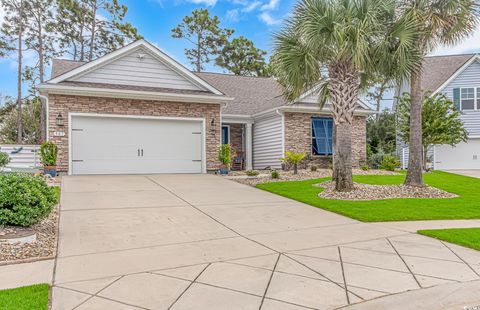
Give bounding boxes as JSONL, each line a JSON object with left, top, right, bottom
{"left": 221, "top": 116, "right": 253, "bottom": 171}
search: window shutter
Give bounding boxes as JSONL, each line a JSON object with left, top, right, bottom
{"left": 453, "top": 88, "right": 461, "bottom": 110}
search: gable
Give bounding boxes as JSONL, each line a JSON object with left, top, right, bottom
{"left": 441, "top": 58, "right": 480, "bottom": 99}
{"left": 69, "top": 47, "right": 203, "bottom": 91}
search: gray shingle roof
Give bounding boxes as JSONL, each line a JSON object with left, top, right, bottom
{"left": 421, "top": 54, "right": 475, "bottom": 92}
{"left": 51, "top": 59, "right": 86, "bottom": 79}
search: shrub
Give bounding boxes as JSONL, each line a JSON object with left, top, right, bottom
{"left": 39, "top": 141, "right": 58, "bottom": 166}
{"left": 218, "top": 144, "right": 234, "bottom": 167}
{"left": 380, "top": 155, "right": 400, "bottom": 171}
{"left": 0, "top": 152, "right": 10, "bottom": 168}
{"left": 0, "top": 174, "right": 57, "bottom": 227}
{"left": 361, "top": 165, "right": 369, "bottom": 171}
{"left": 310, "top": 165, "right": 318, "bottom": 172}
{"left": 280, "top": 151, "right": 306, "bottom": 174}
{"left": 246, "top": 170, "right": 259, "bottom": 177}
{"left": 271, "top": 170, "right": 280, "bottom": 179}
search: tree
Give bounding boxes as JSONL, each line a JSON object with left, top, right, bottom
{"left": 57, "top": 0, "right": 141, "bottom": 61}
{"left": 400, "top": 0, "right": 479, "bottom": 187}
{"left": 397, "top": 93, "right": 468, "bottom": 171}
{"left": 272, "top": 0, "right": 421, "bottom": 191}
{"left": 216, "top": 36, "right": 270, "bottom": 77}
{"left": 24, "top": 0, "right": 58, "bottom": 141}
{"left": 0, "top": 97, "right": 42, "bottom": 144}
{"left": 366, "top": 74, "right": 393, "bottom": 121}
{"left": 367, "top": 109, "right": 396, "bottom": 155}
{"left": 172, "top": 9, "right": 234, "bottom": 72}
{"left": 1, "top": 0, "right": 29, "bottom": 144}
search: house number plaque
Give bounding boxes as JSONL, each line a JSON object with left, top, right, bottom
{"left": 53, "top": 131, "right": 66, "bottom": 137}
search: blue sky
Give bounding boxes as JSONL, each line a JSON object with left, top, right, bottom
{"left": 0, "top": 0, "right": 479, "bottom": 107}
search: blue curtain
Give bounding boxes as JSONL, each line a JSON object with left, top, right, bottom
{"left": 312, "top": 118, "right": 333, "bottom": 155}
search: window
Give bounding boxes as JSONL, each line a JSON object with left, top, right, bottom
{"left": 221, "top": 125, "right": 230, "bottom": 144}
{"left": 312, "top": 118, "right": 333, "bottom": 155}
{"left": 461, "top": 88, "right": 475, "bottom": 110}
{"left": 477, "top": 88, "right": 480, "bottom": 110}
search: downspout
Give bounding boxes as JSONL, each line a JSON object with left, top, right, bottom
{"left": 38, "top": 93, "right": 49, "bottom": 141}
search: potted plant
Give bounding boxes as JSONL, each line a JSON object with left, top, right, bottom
{"left": 0, "top": 151, "right": 10, "bottom": 172}
{"left": 39, "top": 141, "right": 58, "bottom": 177}
{"left": 218, "top": 144, "right": 234, "bottom": 175}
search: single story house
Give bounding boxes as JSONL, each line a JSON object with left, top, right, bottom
{"left": 396, "top": 53, "right": 480, "bottom": 170}
{"left": 38, "top": 40, "right": 372, "bottom": 175}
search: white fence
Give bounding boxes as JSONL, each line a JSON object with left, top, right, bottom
{"left": 0, "top": 144, "right": 41, "bottom": 168}
{"left": 399, "top": 145, "right": 434, "bottom": 170}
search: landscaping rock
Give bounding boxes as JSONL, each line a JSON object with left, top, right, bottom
{"left": 316, "top": 181, "right": 457, "bottom": 201}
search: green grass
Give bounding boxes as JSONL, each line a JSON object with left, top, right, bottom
{"left": 53, "top": 186, "right": 60, "bottom": 203}
{"left": 257, "top": 171, "right": 480, "bottom": 222}
{"left": 0, "top": 284, "right": 49, "bottom": 310}
{"left": 419, "top": 228, "right": 480, "bottom": 251}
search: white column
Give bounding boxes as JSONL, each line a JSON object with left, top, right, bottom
{"left": 245, "top": 123, "right": 253, "bottom": 170}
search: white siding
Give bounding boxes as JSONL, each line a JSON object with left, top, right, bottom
{"left": 71, "top": 47, "right": 203, "bottom": 91}
{"left": 0, "top": 144, "right": 41, "bottom": 168}
{"left": 441, "top": 59, "right": 480, "bottom": 137}
{"left": 253, "top": 113, "right": 283, "bottom": 169}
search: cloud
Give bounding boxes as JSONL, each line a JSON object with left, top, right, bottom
{"left": 186, "top": 0, "right": 218, "bottom": 6}
{"left": 431, "top": 24, "right": 480, "bottom": 56}
{"left": 242, "top": 1, "right": 261, "bottom": 12}
{"left": 260, "top": 0, "right": 279, "bottom": 11}
{"left": 226, "top": 9, "right": 240, "bottom": 22}
{"left": 258, "top": 12, "right": 281, "bottom": 25}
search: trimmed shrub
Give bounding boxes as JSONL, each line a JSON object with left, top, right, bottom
{"left": 246, "top": 170, "right": 259, "bottom": 177}
{"left": 271, "top": 170, "right": 280, "bottom": 179}
{"left": 380, "top": 155, "right": 400, "bottom": 172}
{"left": 0, "top": 174, "right": 57, "bottom": 227}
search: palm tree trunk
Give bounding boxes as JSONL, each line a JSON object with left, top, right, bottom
{"left": 328, "top": 61, "right": 358, "bottom": 192}
{"left": 405, "top": 70, "right": 424, "bottom": 187}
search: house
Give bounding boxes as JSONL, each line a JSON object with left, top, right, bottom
{"left": 396, "top": 53, "right": 480, "bottom": 170}
{"left": 38, "top": 40, "right": 372, "bottom": 175}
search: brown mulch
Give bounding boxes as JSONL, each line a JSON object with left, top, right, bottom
{"left": 229, "top": 168, "right": 399, "bottom": 187}
{"left": 316, "top": 181, "right": 458, "bottom": 201}
{"left": 0, "top": 204, "right": 59, "bottom": 264}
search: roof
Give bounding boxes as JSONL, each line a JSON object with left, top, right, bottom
{"left": 51, "top": 59, "right": 86, "bottom": 79}
{"left": 421, "top": 54, "right": 475, "bottom": 92}
{"left": 196, "top": 72, "right": 286, "bottom": 115}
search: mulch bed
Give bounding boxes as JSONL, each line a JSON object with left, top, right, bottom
{"left": 229, "top": 168, "right": 399, "bottom": 187}
{"left": 316, "top": 181, "right": 458, "bottom": 201}
{"left": 0, "top": 204, "right": 59, "bottom": 265}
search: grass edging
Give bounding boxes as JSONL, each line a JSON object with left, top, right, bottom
{"left": 418, "top": 228, "right": 480, "bottom": 251}
{"left": 0, "top": 284, "right": 50, "bottom": 310}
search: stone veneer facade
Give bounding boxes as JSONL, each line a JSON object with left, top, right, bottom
{"left": 48, "top": 94, "right": 221, "bottom": 173}
{"left": 284, "top": 112, "right": 367, "bottom": 168}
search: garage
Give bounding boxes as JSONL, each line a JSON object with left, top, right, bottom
{"left": 70, "top": 114, "right": 205, "bottom": 175}
{"left": 434, "top": 138, "right": 480, "bottom": 170}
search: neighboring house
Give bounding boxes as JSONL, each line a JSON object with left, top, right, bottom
{"left": 396, "top": 54, "right": 480, "bottom": 170}
{"left": 38, "top": 40, "right": 372, "bottom": 175}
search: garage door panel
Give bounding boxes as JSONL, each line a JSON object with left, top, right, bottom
{"left": 71, "top": 115, "right": 204, "bottom": 175}
{"left": 435, "top": 139, "right": 480, "bottom": 170}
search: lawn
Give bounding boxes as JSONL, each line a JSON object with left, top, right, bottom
{"left": 257, "top": 171, "right": 480, "bottom": 222}
{"left": 419, "top": 228, "right": 480, "bottom": 251}
{"left": 0, "top": 284, "right": 49, "bottom": 310}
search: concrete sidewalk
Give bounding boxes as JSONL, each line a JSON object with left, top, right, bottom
{"left": 51, "top": 174, "right": 480, "bottom": 310}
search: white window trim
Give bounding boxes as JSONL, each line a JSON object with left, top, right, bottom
{"left": 459, "top": 87, "right": 480, "bottom": 111}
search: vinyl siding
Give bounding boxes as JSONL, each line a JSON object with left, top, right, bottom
{"left": 441, "top": 59, "right": 480, "bottom": 137}
{"left": 71, "top": 48, "right": 202, "bottom": 91}
{"left": 253, "top": 113, "right": 283, "bottom": 169}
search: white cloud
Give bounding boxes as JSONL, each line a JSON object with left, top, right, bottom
{"left": 226, "top": 9, "right": 240, "bottom": 22}
{"left": 258, "top": 12, "right": 280, "bottom": 25}
{"left": 431, "top": 24, "right": 480, "bottom": 56}
{"left": 187, "top": 0, "right": 218, "bottom": 6}
{"left": 260, "top": 0, "right": 279, "bottom": 11}
{"left": 242, "top": 1, "right": 261, "bottom": 12}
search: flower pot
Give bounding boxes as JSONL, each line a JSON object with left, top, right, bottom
{"left": 219, "top": 168, "right": 229, "bottom": 175}
{"left": 43, "top": 166, "right": 57, "bottom": 177}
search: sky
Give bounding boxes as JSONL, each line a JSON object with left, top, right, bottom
{"left": 1, "top": 0, "right": 480, "bottom": 108}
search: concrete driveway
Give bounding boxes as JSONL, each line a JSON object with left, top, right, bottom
{"left": 445, "top": 169, "right": 480, "bottom": 178}
{"left": 53, "top": 174, "right": 480, "bottom": 310}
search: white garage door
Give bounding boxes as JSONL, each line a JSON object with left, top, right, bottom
{"left": 71, "top": 115, "right": 204, "bottom": 175}
{"left": 435, "top": 138, "right": 480, "bottom": 170}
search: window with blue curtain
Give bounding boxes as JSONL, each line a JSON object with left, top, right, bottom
{"left": 311, "top": 118, "right": 333, "bottom": 155}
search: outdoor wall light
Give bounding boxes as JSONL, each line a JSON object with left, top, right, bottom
{"left": 211, "top": 118, "right": 216, "bottom": 127}
{"left": 56, "top": 113, "right": 64, "bottom": 127}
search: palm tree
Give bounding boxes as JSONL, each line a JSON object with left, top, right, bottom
{"left": 401, "top": 0, "right": 479, "bottom": 187}
{"left": 272, "top": 0, "right": 421, "bottom": 191}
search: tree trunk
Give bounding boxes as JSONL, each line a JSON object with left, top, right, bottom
{"left": 404, "top": 69, "right": 424, "bottom": 187}
{"left": 423, "top": 146, "right": 428, "bottom": 172}
{"left": 38, "top": 19, "right": 46, "bottom": 141}
{"left": 293, "top": 163, "right": 298, "bottom": 175}
{"left": 17, "top": 0, "right": 24, "bottom": 144}
{"left": 327, "top": 61, "right": 358, "bottom": 192}
{"left": 334, "top": 121, "right": 354, "bottom": 191}
{"left": 196, "top": 32, "right": 201, "bottom": 72}
{"left": 88, "top": 1, "right": 97, "bottom": 62}
{"left": 332, "top": 122, "right": 337, "bottom": 181}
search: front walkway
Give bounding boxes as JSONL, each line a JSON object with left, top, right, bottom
{"left": 52, "top": 174, "right": 480, "bottom": 310}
